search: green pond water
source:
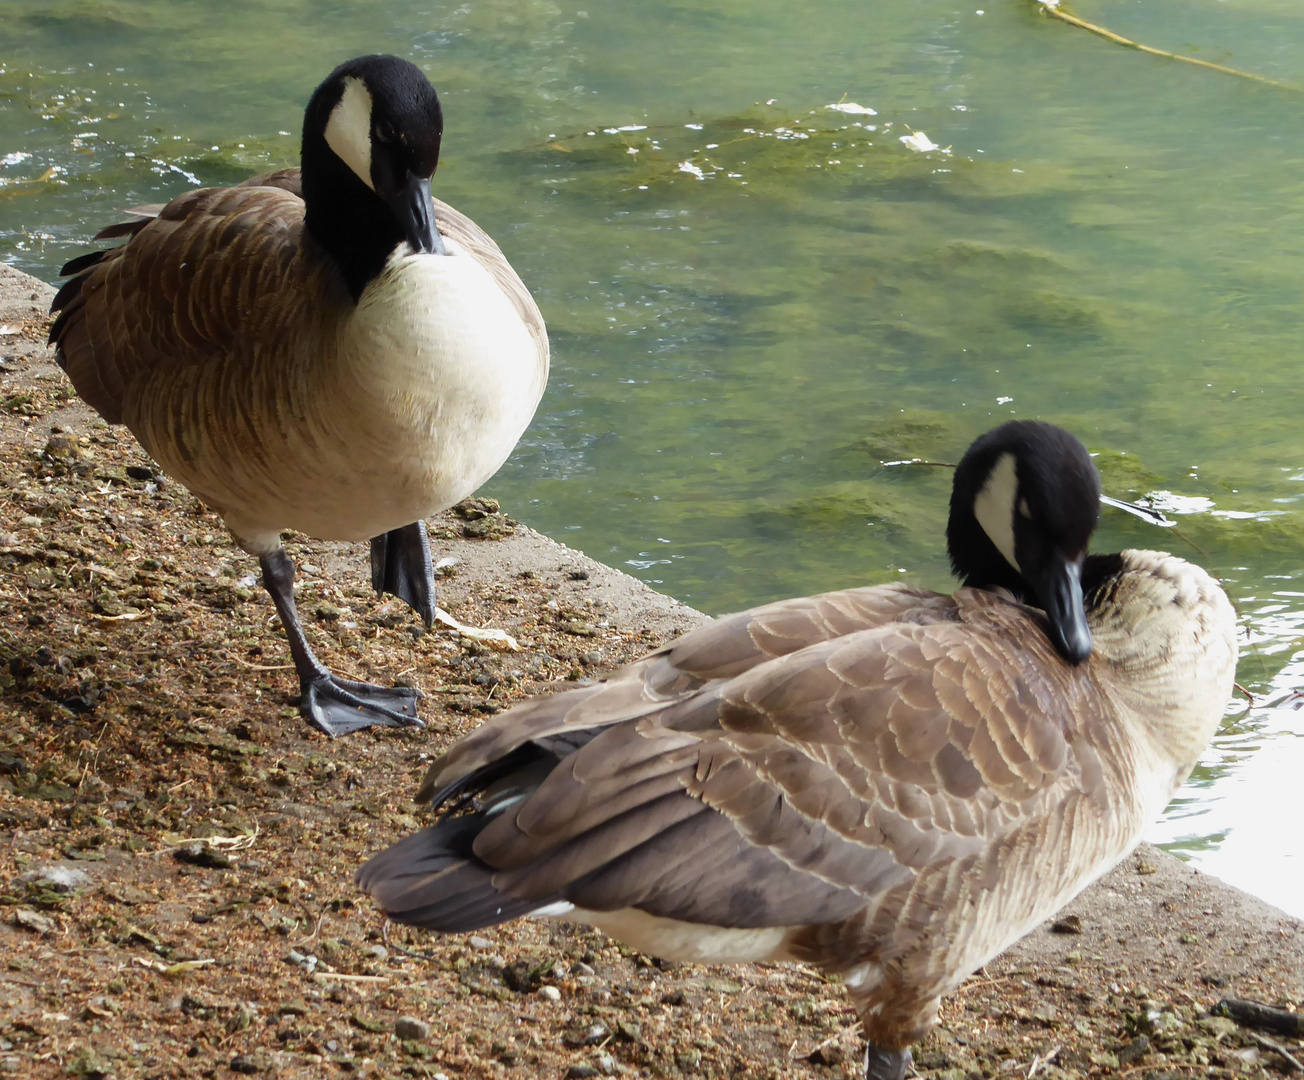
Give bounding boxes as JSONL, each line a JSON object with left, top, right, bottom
{"left": 3, "top": 1, "right": 1302, "bottom": 916}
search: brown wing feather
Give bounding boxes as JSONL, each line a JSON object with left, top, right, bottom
{"left": 385, "top": 591, "right": 1109, "bottom": 933}
{"left": 50, "top": 184, "right": 318, "bottom": 425}
{"left": 419, "top": 583, "right": 956, "bottom": 799}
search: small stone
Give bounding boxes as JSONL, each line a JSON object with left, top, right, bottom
{"left": 1116, "top": 1035, "right": 1149, "bottom": 1066}
{"left": 594, "top": 1055, "right": 617, "bottom": 1075}
{"left": 502, "top": 960, "right": 543, "bottom": 992}
{"left": 229, "top": 1055, "right": 262, "bottom": 1074}
{"left": 395, "top": 1017, "right": 430, "bottom": 1041}
{"left": 364, "top": 944, "right": 387, "bottom": 961}
{"left": 174, "top": 842, "right": 233, "bottom": 869}
{"left": 808, "top": 1042, "right": 853, "bottom": 1066}
{"left": 562, "top": 1023, "right": 606, "bottom": 1047}
{"left": 452, "top": 496, "right": 500, "bottom": 519}
{"left": 314, "top": 602, "right": 342, "bottom": 622}
{"left": 467, "top": 935, "right": 493, "bottom": 950}
{"left": 17, "top": 864, "right": 91, "bottom": 892}
{"left": 13, "top": 908, "right": 55, "bottom": 935}
{"left": 41, "top": 434, "right": 80, "bottom": 466}
{"left": 1050, "top": 914, "right": 1083, "bottom": 934}
{"left": 65, "top": 1047, "right": 114, "bottom": 1078}
{"left": 285, "top": 950, "right": 317, "bottom": 972}
{"left": 538, "top": 985, "right": 562, "bottom": 1002}
{"left": 565, "top": 1067, "right": 598, "bottom": 1079}
{"left": 1125, "top": 1009, "right": 1162, "bottom": 1036}
{"left": 1198, "top": 1016, "right": 1239, "bottom": 1039}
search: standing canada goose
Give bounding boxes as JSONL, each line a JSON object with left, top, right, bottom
{"left": 356, "top": 421, "right": 1237, "bottom": 1080}
{"left": 48, "top": 55, "right": 549, "bottom": 737}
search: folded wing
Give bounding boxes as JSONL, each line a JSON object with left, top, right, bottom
{"left": 360, "top": 588, "right": 1097, "bottom": 939}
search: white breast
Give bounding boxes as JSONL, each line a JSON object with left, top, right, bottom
{"left": 271, "top": 242, "right": 545, "bottom": 543}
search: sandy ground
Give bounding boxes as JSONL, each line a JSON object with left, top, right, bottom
{"left": 1, "top": 261, "right": 1301, "bottom": 1080}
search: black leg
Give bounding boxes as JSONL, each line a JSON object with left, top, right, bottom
{"left": 369, "top": 521, "right": 436, "bottom": 628}
{"left": 260, "top": 549, "right": 424, "bottom": 737}
{"left": 864, "top": 1042, "right": 911, "bottom": 1080}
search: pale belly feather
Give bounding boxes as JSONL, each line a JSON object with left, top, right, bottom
{"left": 199, "top": 246, "right": 544, "bottom": 551}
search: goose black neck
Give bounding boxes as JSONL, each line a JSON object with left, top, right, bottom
{"left": 1080, "top": 552, "right": 1125, "bottom": 605}
{"left": 300, "top": 130, "right": 404, "bottom": 303}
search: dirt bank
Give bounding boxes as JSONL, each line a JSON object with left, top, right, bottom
{"left": 1, "top": 262, "right": 1301, "bottom": 1079}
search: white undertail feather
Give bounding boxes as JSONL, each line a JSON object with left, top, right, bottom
{"left": 572, "top": 907, "right": 794, "bottom": 965}
{"left": 324, "top": 78, "right": 376, "bottom": 191}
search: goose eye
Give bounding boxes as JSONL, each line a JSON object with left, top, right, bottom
{"left": 374, "top": 120, "right": 397, "bottom": 144}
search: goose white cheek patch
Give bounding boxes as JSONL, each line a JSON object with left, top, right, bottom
{"left": 974, "top": 451, "right": 1020, "bottom": 571}
{"left": 324, "top": 77, "right": 375, "bottom": 191}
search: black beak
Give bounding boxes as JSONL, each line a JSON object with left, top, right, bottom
{"left": 386, "top": 173, "right": 446, "bottom": 256}
{"left": 1027, "top": 553, "right": 1092, "bottom": 665}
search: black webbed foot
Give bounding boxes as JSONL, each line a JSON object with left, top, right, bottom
{"left": 370, "top": 521, "right": 436, "bottom": 627}
{"left": 300, "top": 675, "right": 425, "bottom": 738}
{"left": 864, "top": 1043, "right": 912, "bottom": 1080}
{"left": 260, "top": 548, "right": 427, "bottom": 738}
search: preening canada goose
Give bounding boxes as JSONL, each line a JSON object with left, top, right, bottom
{"left": 357, "top": 421, "right": 1237, "bottom": 1080}
{"left": 48, "top": 55, "right": 549, "bottom": 737}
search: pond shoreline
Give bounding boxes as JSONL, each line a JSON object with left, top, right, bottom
{"left": 2, "top": 260, "right": 1301, "bottom": 1078}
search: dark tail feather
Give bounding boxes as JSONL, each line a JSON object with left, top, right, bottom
{"left": 93, "top": 210, "right": 159, "bottom": 242}
{"left": 356, "top": 817, "right": 557, "bottom": 933}
{"left": 58, "top": 250, "right": 112, "bottom": 279}
{"left": 369, "top": 520, "right": 436, "bottom": 627}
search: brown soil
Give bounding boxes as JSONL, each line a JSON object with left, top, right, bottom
{"left": 1, "top": 263, "right": 1302, "bottom": 1080}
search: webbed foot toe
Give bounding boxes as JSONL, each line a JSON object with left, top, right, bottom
{"left": 301, "top": 676, "right": 425, "bottom": 737}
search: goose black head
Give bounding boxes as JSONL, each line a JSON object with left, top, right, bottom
{"left": 946, "top": 421, "right": 1102, "bottom": 664}
{"left": 301, "top": 55, "right": 447, "bottom": 300}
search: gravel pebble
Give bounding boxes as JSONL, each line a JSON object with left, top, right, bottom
{"left": 395, "top": 1017, "right": 430, "bottom": 1041}
{"left": 538, "top": 985, "right": 562, "bottom": 1002}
